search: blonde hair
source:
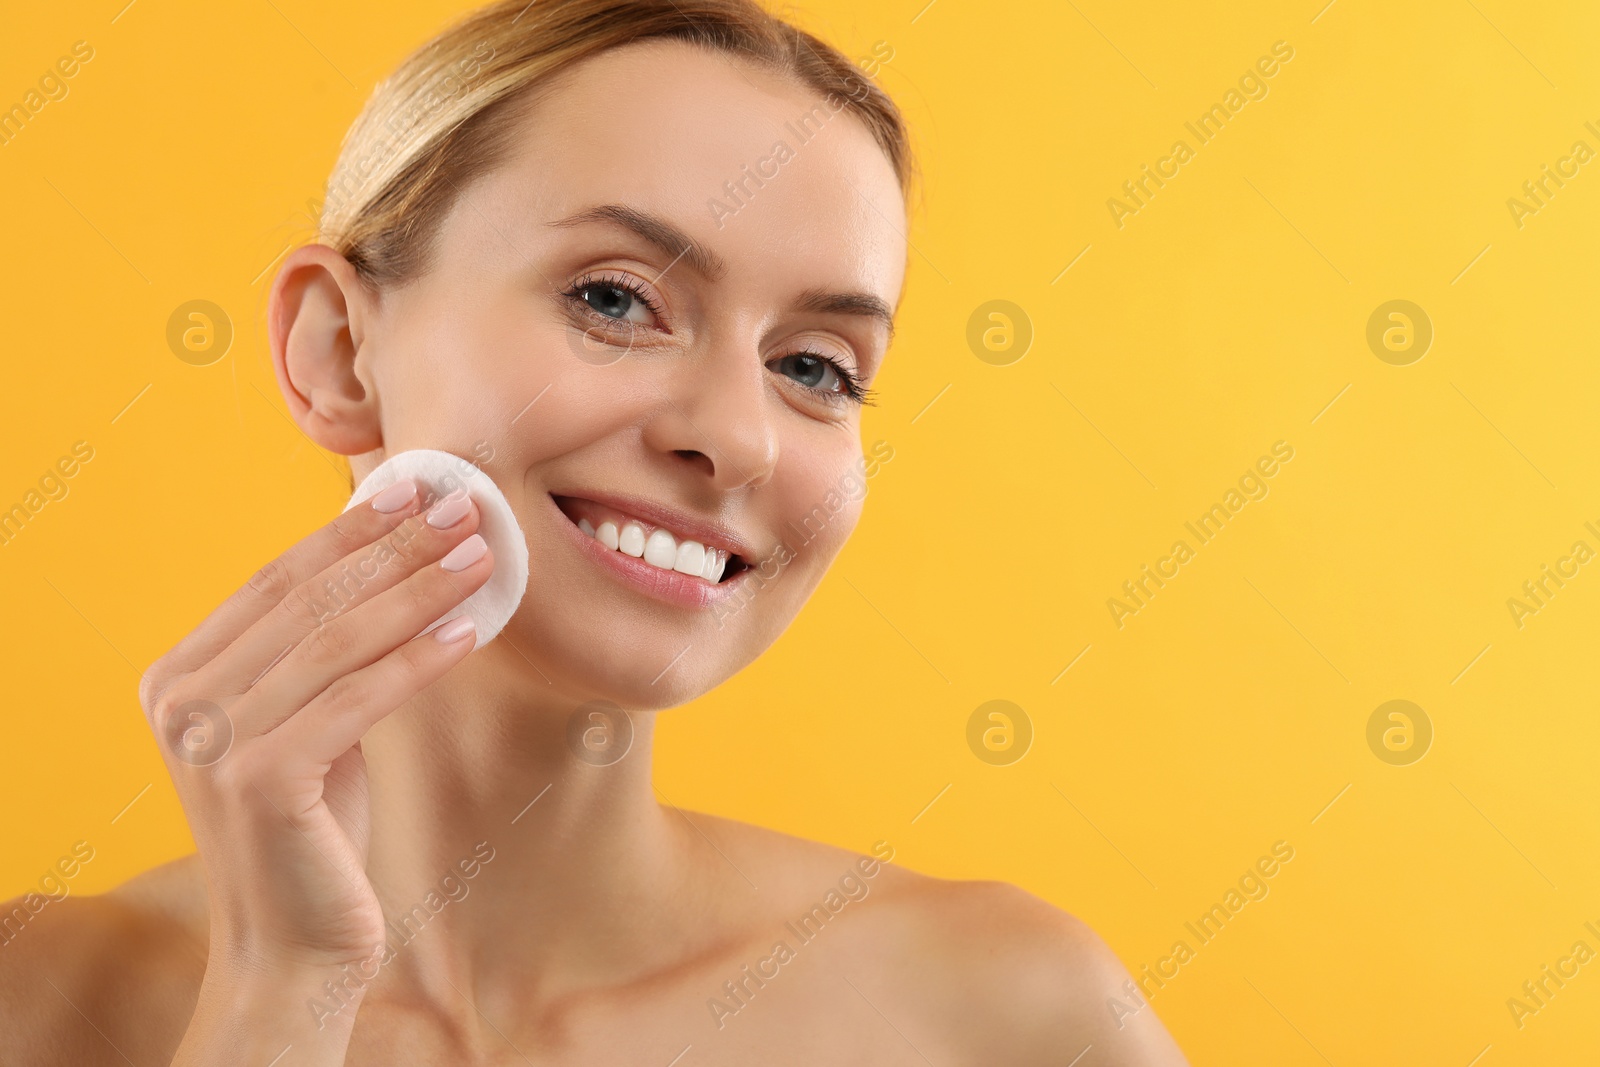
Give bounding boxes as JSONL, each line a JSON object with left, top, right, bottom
{"left": 315, "top": 0, "right": 916, "bottom": 289}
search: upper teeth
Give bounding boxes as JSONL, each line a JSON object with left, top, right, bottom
{"left": 577, "top": 515, "right": 729, "bottom": 582}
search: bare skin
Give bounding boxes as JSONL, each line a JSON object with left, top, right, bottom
{"left": 0, "top": 40, "right": 1187, "bottom": 1066}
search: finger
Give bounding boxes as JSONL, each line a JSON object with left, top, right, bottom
{"left": 232, "top": 529, "right": 494, "bottom": 736}
{"left": 263, "top": 610, "right": 480, "bottom": 767}
{"left": 200, "top": 490, "right": 482, "bottom": 699}
{"left": 144, "top": 480, "right": 425, "bottom": 703}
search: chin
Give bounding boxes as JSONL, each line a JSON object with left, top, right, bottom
{"left": 490, "top": 599, "right": 768, "bottom": 711}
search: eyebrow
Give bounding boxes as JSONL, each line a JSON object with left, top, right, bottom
{"left": 547, "top": 202, "right": 897, "bottom": 342}
{"left": 548, "top": 203, "right": 727, "bottom": 281}
{"left": 794, "top": 286, "right": 896, "bottom": 343}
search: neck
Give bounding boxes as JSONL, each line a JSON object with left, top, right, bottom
{"left": 355, "top": 643, "right": 698, "bottom": 1010}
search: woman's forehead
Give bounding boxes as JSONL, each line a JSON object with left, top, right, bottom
{"left": 449, "top": 40, "right": 907, "bottom": 298}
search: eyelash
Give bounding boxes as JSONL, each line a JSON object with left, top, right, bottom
{"left": 560, "top": 271, "right": 875, "bottom": 407}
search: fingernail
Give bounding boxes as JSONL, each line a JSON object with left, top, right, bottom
{"left": 434, "top": 616, "right": 476, "bottom": 644}
{"left": 370, "top": 480, "right": 417, "bottom": 513}
{"left": 426, "top": 490, "right": 471, "bottom": 529}
{"left": 440, "top": 533, "right": 488, "bottom": 572}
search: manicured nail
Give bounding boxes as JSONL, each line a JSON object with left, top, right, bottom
{"left": 426, "top": 490, "right": 471, "bottom": 529}
{"left": 440, "top": 533, "right": 488, "bottom": 572}
{"left": 434, "top": 616, "right": 476, "bottom": 644}
{"left": 370, "top": 480, "right": 417, "bottom": 513}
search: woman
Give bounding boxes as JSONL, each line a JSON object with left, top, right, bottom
{"left": 1, "top": 1, "right": 1187, "bottom": 1062}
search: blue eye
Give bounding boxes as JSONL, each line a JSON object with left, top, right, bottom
{"left": 767, "top": 350, "right": 871, "bottom": 405}
{"left": 564, "top": 272, "right": 661, "bottom": 327}
{"left": 582, "top": 284, "right": 633, "bottom": 319}
{"left": 774, "top": 352, "right": 837, "bottom": 389}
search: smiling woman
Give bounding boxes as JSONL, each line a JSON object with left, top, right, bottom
{"left": 0, "top": 1, "right": 1188, "bottom": 1064}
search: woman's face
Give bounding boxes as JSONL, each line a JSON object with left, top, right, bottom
{"left": 350, "top": 40, "right": 907, "bottom": 708}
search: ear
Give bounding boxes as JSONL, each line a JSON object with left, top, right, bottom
{"left": 267, "top": 243, "right": 383, "bottom": 455}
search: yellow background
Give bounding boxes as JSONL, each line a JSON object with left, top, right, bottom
{"left": 3, "top": 1, "right": 1598, "bottom": 1062}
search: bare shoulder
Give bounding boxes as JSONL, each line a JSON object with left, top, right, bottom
{"left": 865, "top": 874, "right": 1190, "bottom": 1065}
{"left": 676, "top": 812, "right": 1188, "bottom": 1066}
{"left": 0, "top": 855, "right": 207, "bottom": 1067}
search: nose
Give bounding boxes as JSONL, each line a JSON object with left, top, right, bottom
{"left": 641, "top": 339, "right": 779, "bottom": 491}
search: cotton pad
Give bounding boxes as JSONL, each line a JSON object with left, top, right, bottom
{"left": 344, "top": 448, "right": 530, "bottom": 651}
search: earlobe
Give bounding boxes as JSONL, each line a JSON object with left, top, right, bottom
{"left": 267, "top": 243, "right": 383, "bottom": 456}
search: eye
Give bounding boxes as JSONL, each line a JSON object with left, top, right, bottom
{"left": 767, "top": 349, "right": 873, "bottom": 405}
{"left": 562, "top": 271, "right": 662, "bottom": 329}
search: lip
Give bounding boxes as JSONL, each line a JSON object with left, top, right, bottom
{"left": 552, "top": 489, "right": 755, "bottom": 559}
{"left": 545, "top": 492, "right": 750, "bottom": 609}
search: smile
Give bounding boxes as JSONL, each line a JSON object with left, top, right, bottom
{"left": 551, "top": 493, "right": 751, "bottom": 606}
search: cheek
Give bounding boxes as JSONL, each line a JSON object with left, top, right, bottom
{"left": 722, "top": 459, "right": 862, "bottom": 663}
{"left": 381, "top": 290, "right": 636, "bottom": 464}
{"left": 499, "top": 359, "right": 675, "bottom": 484}
{"left": 773, "top": 454, "right": 865, "bottom": 572}
{"left": 370, "top": 305, "right": 532, "bottom": 449}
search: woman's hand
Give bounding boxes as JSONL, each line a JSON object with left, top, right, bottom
{"left": 138, "top": 480, "right": 494, "bottom": 1063}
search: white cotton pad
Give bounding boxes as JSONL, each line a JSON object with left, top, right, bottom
{"left": 344, "top": 448, "right": 530, "bottom": 651}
